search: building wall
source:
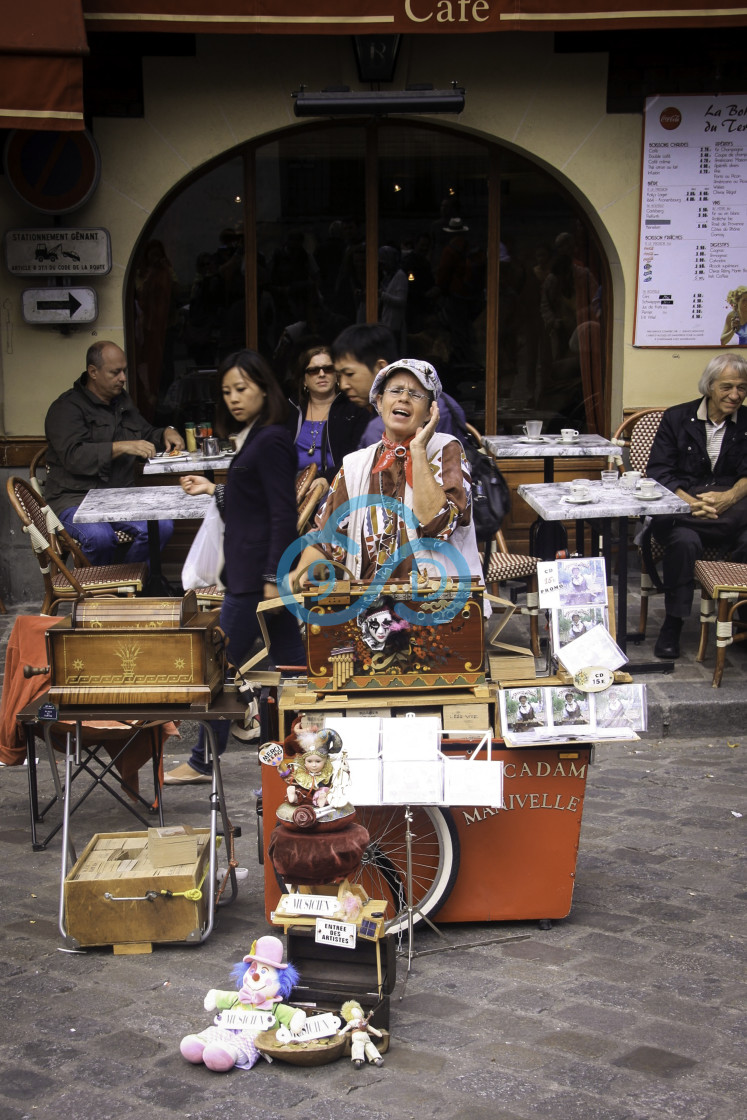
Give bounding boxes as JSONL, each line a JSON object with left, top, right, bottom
{"left": 0, "top": 32, "right": 719, "bottom": 444}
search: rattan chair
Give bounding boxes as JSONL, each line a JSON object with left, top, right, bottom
{"left": 29, "top": 445, "right": 49, "bottom": 497}
{"left": 295, "top": 463, "right": 318, "bottom": 506}
{"left": 6, "top": 476, "right": 146, "bottom": 614}
{"left": 463, "top": 426, "right": 540, "bottom": 657}
{"left": 297, "top": 476, "right": 329, "bottom": 536}
{"left": 694, "top": 559, "right": 747, "bottom": 687}
{"left": 609, "top": 409, "right": 665, "bottom": 636}
{"left": 484, "top": 530, "right": 541, "bottom": 657}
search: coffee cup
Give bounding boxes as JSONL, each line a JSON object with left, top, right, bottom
{"left": 569, "top": 480, "right": 590, "bottom": 501}
{"left": 560, "top": 428, "right": 579, "bottom": 442}
{"left": 621, "top": 470, "right": 642, "bottom": 488}
{"left": 638, "top": 478, "right": 658, "bottom": 498}
{"left": 523, "top": 420, "right": 543, "bottom": 438}
{"left": 202, "top": 437, "right": 221, "bottom": 457}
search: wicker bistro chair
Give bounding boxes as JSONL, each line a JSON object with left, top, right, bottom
{"left": 609, "top": 409, "right": 666, "bottom": 637}
{"left": 484, "top": 530, "right": 541, "bottom": 658}
{"left": 295, "top": 462, "right": 318, "bottom": 506}
{"left": 6, "top": 476, "right": 146, "bottom": 615}
{"left": 610, "top": 409, "right": 733, "bottom": 639}
{"left": 694, "top": 560, "right": 747, "bottom": 687}
{"left": 464, "top": 429, "right": 540, "bottom": 657}
{"left": 297, "top": 476, "right": 329, "bottom": 536}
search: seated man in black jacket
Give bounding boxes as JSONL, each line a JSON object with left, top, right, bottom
{"left": 647, "top": 352, "right": 747, "bottom": 658}
{"left": 45, "top": 341, "right": 184, "bottom": 564}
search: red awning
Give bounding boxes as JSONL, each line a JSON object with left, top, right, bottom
{"left": 0, "top": 2, "right": 88, "bottom": 132}
{"left": 82, "top": 1, "right": 747, "bottom": 35}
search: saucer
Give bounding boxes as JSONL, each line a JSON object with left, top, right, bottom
{"left": 518, "top": 436, "right": 546, "bottom": 444}
{"left": 556, "top": 437, "right": 580, "bottom": 445}
{"left": 636, "top": 492, "right": 662, "bottom": 501}
{"left": 563, "top": 495, "right": 595, "bottom": 505}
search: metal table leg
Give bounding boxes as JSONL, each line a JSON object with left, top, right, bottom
{"left": 198, "top": 721, "right": 238, "bottom": 942}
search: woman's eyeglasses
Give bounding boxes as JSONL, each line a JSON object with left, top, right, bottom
{"left": 383, "top": 385, "right": 426, "bottom": 402}
{"left": 305, "top": 364, "right": 336, "bottom": 376}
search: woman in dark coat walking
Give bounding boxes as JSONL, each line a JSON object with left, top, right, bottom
{"left": 165, "top": 349, "right": 304, "bottom": 783}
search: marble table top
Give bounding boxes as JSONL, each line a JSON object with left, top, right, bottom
{"left": 142, "top": 451, "right": 233, "bottom": 475}
{"left": 517, "top": 479, "right": 690, "bottom": 521}
{"left": 73, "top": 485, "right": 212, "bottom": 523}
{"left": 485, "top": 433, "right": 617, "bottom": 459}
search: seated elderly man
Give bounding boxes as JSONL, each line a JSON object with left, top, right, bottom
{"left": 45, "top": 340, "right": 184, "bottom": 565}
{"left": 647, "top": 352, "right": 747, "bottom": 658}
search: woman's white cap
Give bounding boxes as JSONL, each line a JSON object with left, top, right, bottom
{"left": 369, "top": 358, "right": 442, "bottom": 405}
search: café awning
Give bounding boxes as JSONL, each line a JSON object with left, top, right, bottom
{"left": 82, "top": 1, "right": 747, "bottom": 35}
{"left": 0, "top": 2, "right": 87, "bottom": 132}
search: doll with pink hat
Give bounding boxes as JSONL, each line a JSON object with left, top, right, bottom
{"left": 180, "top": 935, "right": 306, "bottom": 1072}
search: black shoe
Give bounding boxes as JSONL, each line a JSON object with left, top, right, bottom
{"left": 654, "top": 616, "right": 683, "bottom": 659}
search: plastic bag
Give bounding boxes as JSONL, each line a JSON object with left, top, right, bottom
{"left": 182, "top": 497, "right": 225, "bottom": 589}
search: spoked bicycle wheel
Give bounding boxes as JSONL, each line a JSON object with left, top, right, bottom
{"left": 350, "top": 805, "right": 460, "bottom": 937}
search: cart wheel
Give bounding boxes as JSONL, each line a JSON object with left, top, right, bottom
{"left": 351, "top": 806, "right": 460, "bottom": 937}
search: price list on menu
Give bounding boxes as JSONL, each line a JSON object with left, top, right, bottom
{"left": 634, "top": 95, "right": 747, "bottom": 347}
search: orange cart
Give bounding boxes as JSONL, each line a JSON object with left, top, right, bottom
{"left": 260, "top": 739, "right": 593, "bottom": 934}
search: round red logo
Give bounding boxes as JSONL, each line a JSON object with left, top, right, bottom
{"left": 659, "top": 107, "right": 682, "bottom": 131}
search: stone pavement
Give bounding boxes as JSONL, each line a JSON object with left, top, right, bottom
{"left": 0, "top": 594, "right": 744, "bottom": 1120}
{"left": 0, "top": 735, "right": 744, "bottom": 1120}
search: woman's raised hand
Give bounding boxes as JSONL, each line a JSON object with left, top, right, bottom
{"left": 181, "top": 474, "right": 216, "bottom": 496}
{"left": 411, "top": 401, "right": 440, "bottom": 452}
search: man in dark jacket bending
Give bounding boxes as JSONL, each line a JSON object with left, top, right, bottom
{"left": 647, "top": 352, "right": 747, "bottom": 658}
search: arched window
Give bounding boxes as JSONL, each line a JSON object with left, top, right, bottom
{"left": 127, "top": 121, "right": 609, "bottom": 436}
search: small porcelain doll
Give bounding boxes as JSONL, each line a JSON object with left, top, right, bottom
{"left": 278, "top": 726, "right": 342, "bottom": 808}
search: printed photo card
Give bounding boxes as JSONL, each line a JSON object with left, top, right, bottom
{"left": 552, "top": 605, "right": 608, "bottom": 650}
{"left": 538, "top": 556, "right": 608, "bottom": 609}
{"left": 499, "top": 683, "right": 646, "bottom": 744}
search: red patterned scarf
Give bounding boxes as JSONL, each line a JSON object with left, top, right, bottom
{"left": 371, "top": 434, "right": 415, "bottom": 486}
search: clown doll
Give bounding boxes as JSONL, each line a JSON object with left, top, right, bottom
{"left": 180, "top": 936, "right": 305, "bottom": 1072}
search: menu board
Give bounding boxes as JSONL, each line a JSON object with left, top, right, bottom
{"left": 634, "top": 94, "right": 747, "bottom": 348}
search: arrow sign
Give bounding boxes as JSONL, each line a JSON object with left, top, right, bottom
{"left": 37, "top": 293, "right": 82, "bottom": 316}
{"left": 22, "top": 288, "right": 97, "bottom": 325}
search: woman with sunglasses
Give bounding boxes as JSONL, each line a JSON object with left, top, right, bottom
{"left": 286, "top": 343, "right": 367, "bottom": 481}
{"left": 294, "top": 358, "right": 484, "bottom": 589}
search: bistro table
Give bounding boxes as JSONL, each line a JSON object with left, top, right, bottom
{"left": 484, "top": 433, "right": 617, "bottom": 483}
{"left": 74, "top": 485, "right": 212, "bottom": 595}
{"left": 517, "top": 478, "right": 689, "bottom": 665}
{"left": 142, "top": 450, "right": 234, "bottom": 477}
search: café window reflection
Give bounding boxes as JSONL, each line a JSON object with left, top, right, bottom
{"left": 126, "top": 123, "right": 608, "bottom": 437}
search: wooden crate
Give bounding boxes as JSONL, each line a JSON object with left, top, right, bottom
{"left": 285, "top": 924, "right": 396, "bottom": 1030}
{"left": 64, "top": 829, "right": 211, "bottom": 953}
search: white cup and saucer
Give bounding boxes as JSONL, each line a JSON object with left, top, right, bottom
{"left": 559, "top": 428, "right": 580, "bottom": 444}
{"left": 636, "top": 478, "right": 660, "bottom": 501}
{"left": 565, "top": 479, "right": 593, "bottom": 505}
{"left": 620, "top": 470, "right": 642, "bottom": 489}
{"left": 520, "top": 420, "right": 544, "bottom": 443}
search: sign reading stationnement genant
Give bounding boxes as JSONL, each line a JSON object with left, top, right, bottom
{"left": 634, "top": 94, "right": 747, "bottom": 348}
{"left": 4, "top": 228, "right": 111, "bottom": 277}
